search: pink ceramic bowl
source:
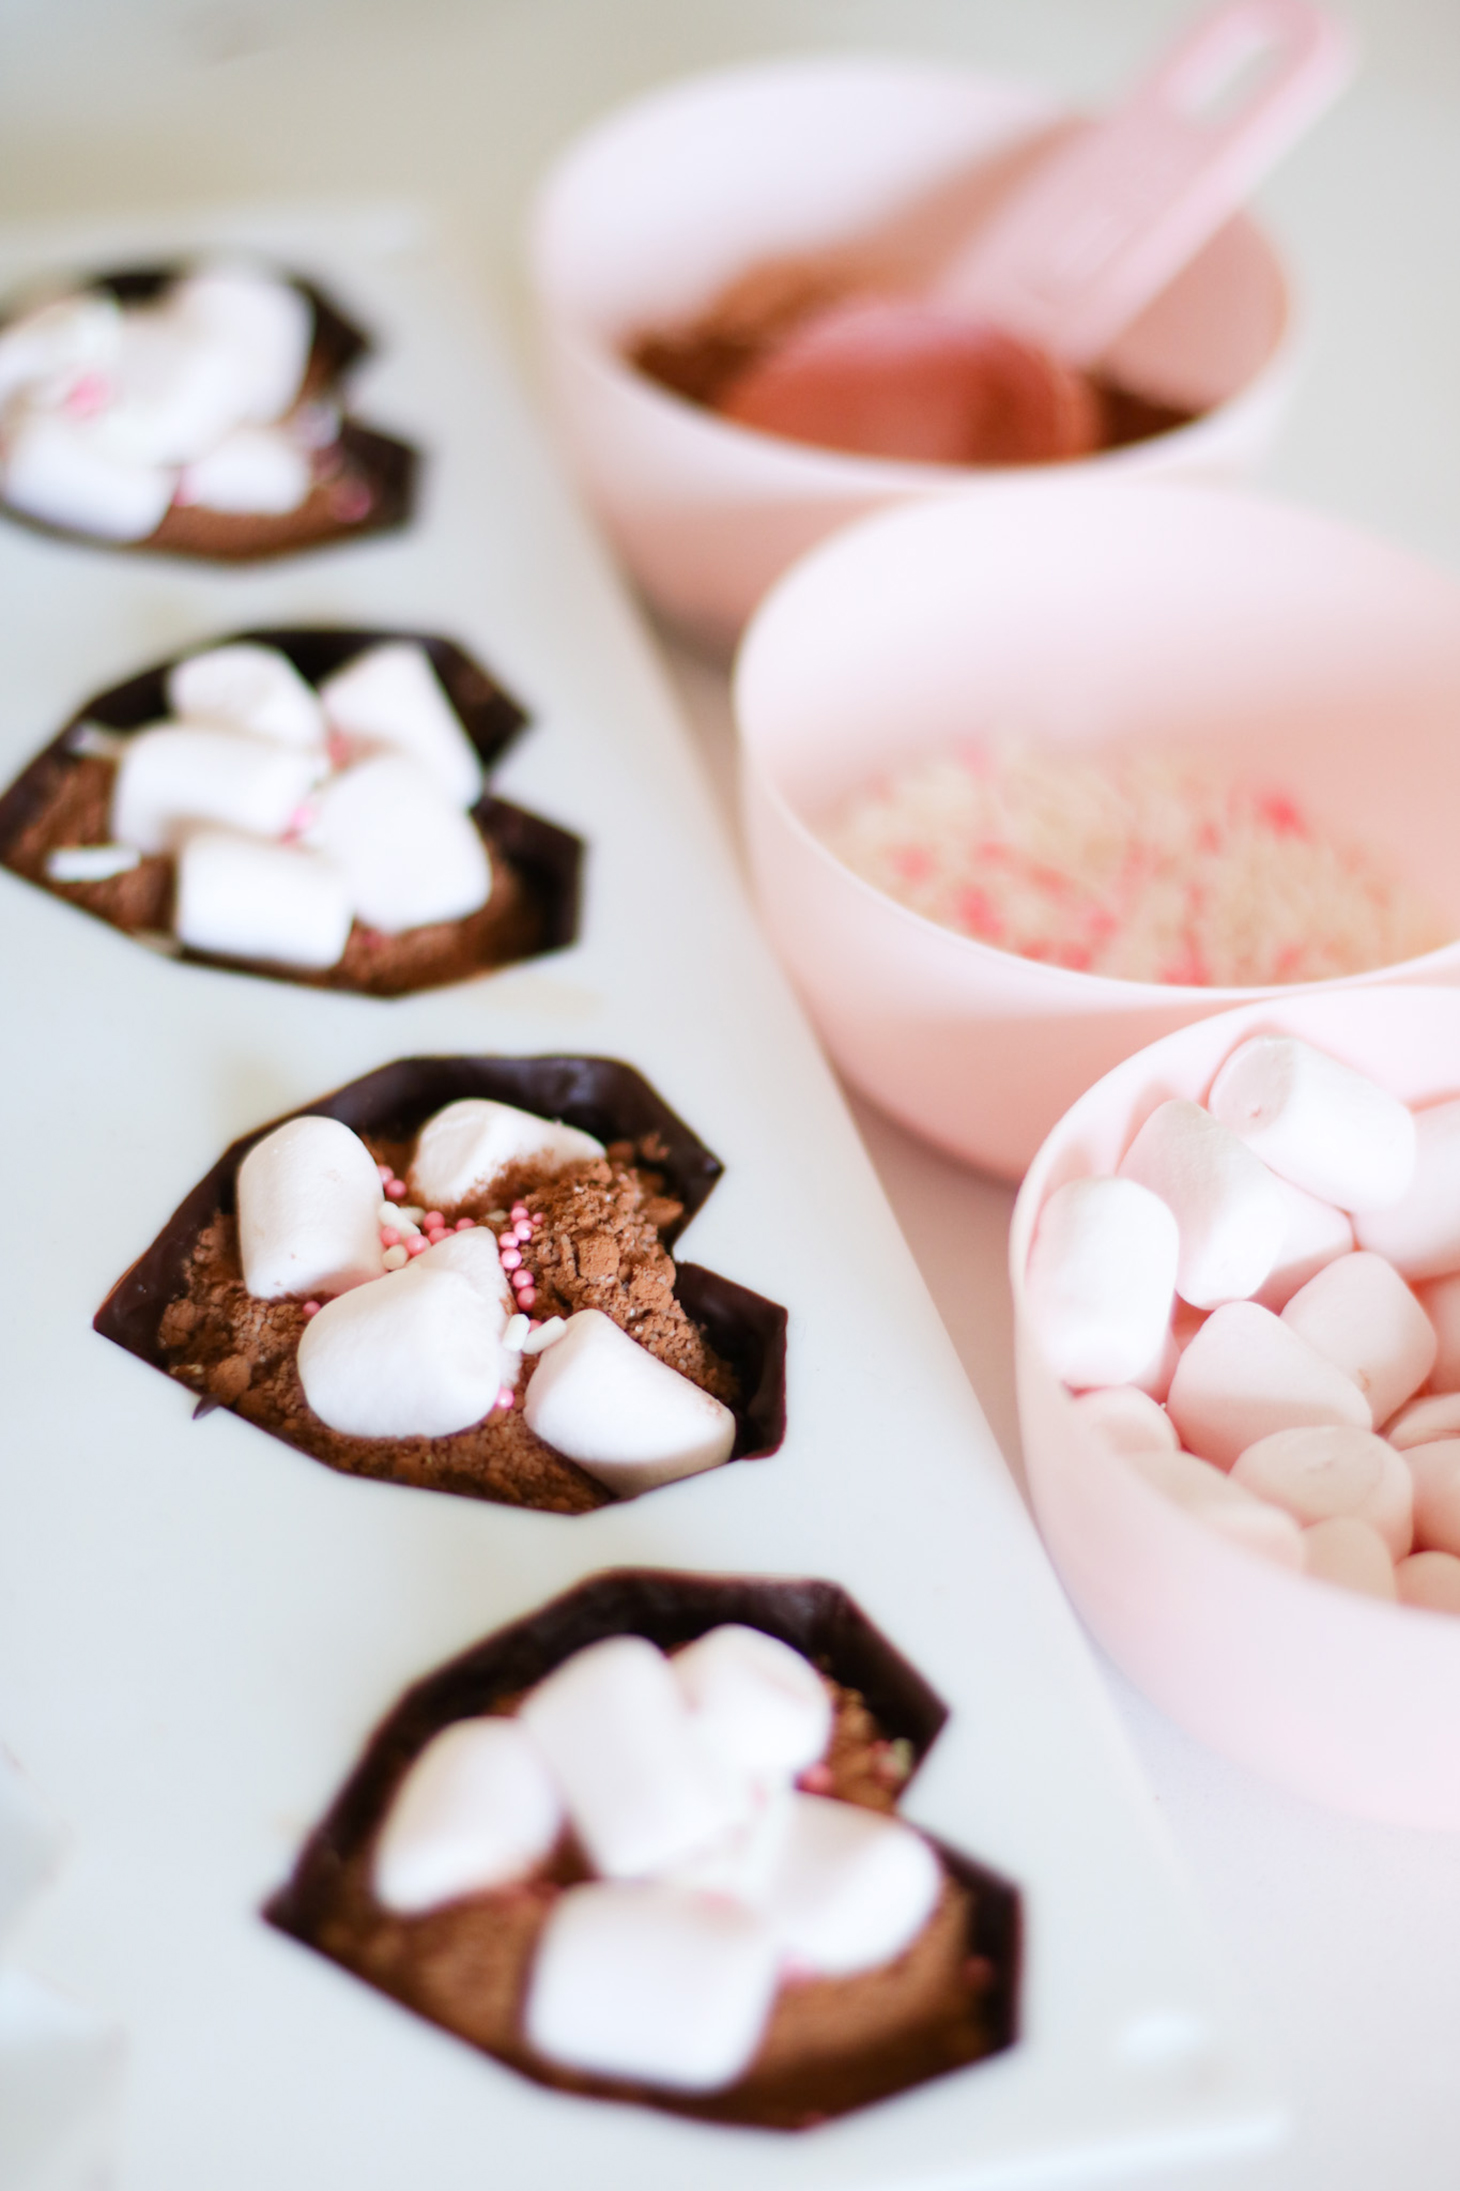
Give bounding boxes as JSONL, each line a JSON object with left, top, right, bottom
{"left": 530, "top": 54, "right": 1297, "bottom": 650}
{"left": 735, "top": 478, "right": 1460, "bottom": 1180}
{"left": 1011, "top": 985, "right": 1460, "bottom": 1828}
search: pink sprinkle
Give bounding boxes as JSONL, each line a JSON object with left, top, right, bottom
{"left": 798, "top": 1762, "right": 834, "bottom": 1794}
{"left": 385, "top": 1179, "right": 407, "bottom": 1202}
{"left": 513, "top": 1220, "right": 533, "bottom": 1243}
{"left": 425, "top": 1224, "right": 447, "bottom": 1243}
{"left": 528, "top": 1318, "right": 542, "bottom": 1332}
{"left": 500, "top": 1244, "right": 522, "bottom": 1270}
{"left": 517, "top": 1286, "right": 536, "bottom": 1309}
{"left": 511, "top": 1267, "right": 533, "bottom": 1291}
{"left": 423, "top": 1211, "right": 444, "bottom": 1228}
{"left": 326, "top": 729, "right": 353, "bottom": 769}
{"left": 376, "top": 1162, "right": 393, "bottom": 1183}
{"left": 380, "top": 1227, "right": 401, "bottom": 1248}
{"left": 496, "top": 1384, "right": 517, "bottom": 1411}
{"left": 454, "top": 1216, "right": 475, "bottom": 1231}
{"left": 283, "top": 802, "right": 317, "bottom": 838}
{"left": 406, "top": 1235, "right": 429, "bottom": 1257}
{"left": 64, "top": 371, "right": 111, "bottom": 418}
{"left": 329, "top": 475, "right": 373, "bottom": 523}
{"left": 532, "top": 1212, "right": 545, "bottom": 1228}
{"left": 510, "top": 1202, "right": 528, "bottom": 1220}
{"left": 302, "top": 1300, "right": 321, "bottom": 1318}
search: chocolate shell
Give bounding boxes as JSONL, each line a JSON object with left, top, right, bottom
{"left": 266, "top": 1567, "right": 1021, "bottom": 2129}
{"left": 0, "top": 627, "right": 583, "bottom": 996}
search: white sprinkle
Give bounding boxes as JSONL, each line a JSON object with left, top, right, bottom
{"left": 523, "top": 1316, "right": 567, "bottom": 1355}
{"left": 381, "top": 1244, "right": 409, "bottom": 1270}
{"left": 504, "top": 1312, "right": 530, "bottom": 1352}
{"left": 66, "top": 721, "right": 128, "bottom": 761}
{"left": 45, "top": 842, "right": 142, "bottom": 882}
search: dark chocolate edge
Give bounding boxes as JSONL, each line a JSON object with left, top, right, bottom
{"left": 92, "top": 1055, "right": 789, "bottom": 1482}
{"left": 0, "top": 264, "right": 420, "bottom": 560}
{"left": 262, "top": 1566, "right": 1020, "bottom": 2129}
{"left": 0, "top": 629, "right": 586, "bottom": 992}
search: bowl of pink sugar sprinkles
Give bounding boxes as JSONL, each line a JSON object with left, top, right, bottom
{"left": 735, "top": 475, "right": 1460, "bottom": 1177}
{"left": 1011, "top": 985, "right": 1460, "bottom": 1827}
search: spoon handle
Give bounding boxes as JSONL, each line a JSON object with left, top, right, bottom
{"left": 933, "top": 0, "right": 1355, "bottom": 365}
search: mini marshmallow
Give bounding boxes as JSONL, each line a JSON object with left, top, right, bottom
{"left": 167, "top": 643, "right": 324, "bottom": 750}
{"left": 1231, "top": 1425, "right": 1413, "bottom": 1558}
{"left": 1207, "top": 1036, "right": 1415, "bottom": 1213}
{"left": 297, "top": 1262, "right": 507, "bottom": 1438}
{"left": 1384, "top": 1393, "right": 1460, "bottom": 1449}
{"left": 522, "top": 1309, "right": 737, "bottom": 1493}
{"left": 760, "top": 1794, "right": 942, "bottom": 1978}
{"left": 1301, "top": 1517, "right": 1398, "bottom": 1601}
{"left": 1252, "top": 1176, "right": 1354, "bottom": 1312}
{"left": 407, "top": 1098, "right": 604, "bottom": 1209}
{"left": 665, "top": 1786, "right": 795, "bottom": 1903}
{"left": 414, "top": 1224, "right": 515, "bottom": 1317}
{"left": 1166, "top": 1301, "right": 1371, "bottom": 1468}
{"left": 1126, "top": 1446, "right": 1304, "bottom": 1568}
{"left": 90, "top": 304, "right": 263, "bottom": 467}
{"left": 236, "top": 1114, "right": 384, "bottom": 1300}
{"left": 319, "top": 640, "right": 485, "bottom": 807}
{"left": 1024, "top": 1176, "right": 1178, "bottom": 1388}
{"left": 1070, "top": 1385, "right": 1179, "bottom": 1458}
{"left": 176, "top": 423, "right": 311, "bottom": 514}
{"left": 1355, "top": 1099, "right": 1460, "bottom": 1280}
{"left": 525, "top": 1882, "right": 780, "bottom": 2092}
{"left": 372, "top": 1717, "right": 563, "bottom": 1914}
{"left": 1417, "top": 1272, "right": 1460, "bottom": 1392}
{"left": 1401, "top": 1441, "right": 1460, "bottom": 1558}
{"left": 1118, "top": 1099, "right": 1287, "bottom": 1309}
{"left": 520, "top": 1635, "right": 750, "bottom": 1879}
{"left": 1, "top": 405, "right": 175, "bottom": 540}
{"left": 672, "top": 1626, "right": 832, "bottom": 1785}
{"left": 111, "top": 723, "right": 319, "bottom": 855}
{"left": 304, "top": 755, "right": 490, "bottom": 933}
{"left": 43, "top": 844, "right": 140, "bottom": 883}
{"left": 1396, "top": 1551, "right": 1460, "bottom": 1614}
{"left": 0, "top": 289, "right": 120, "bottom": 410}
{"left": 174, "top": 829, "right": 352, "bottom": 970}
{"left": 167, "top": 264, "right": 312, "bottom": 425}
{"left": 1280, "top": 1252, "right": 1436, "bottom": 1428}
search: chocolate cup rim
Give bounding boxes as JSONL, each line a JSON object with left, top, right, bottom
{"left": 92, "top": 1054, "right": 789, "bottom": 1483}
{"left": 0, "top": 626, "right": 587, "bottom": 996}
{"left": 264, "top": 1565, "right": 1020, "bottom": 2129}
{"left": 0, "top": 264, "right": 420, "bottom": 560}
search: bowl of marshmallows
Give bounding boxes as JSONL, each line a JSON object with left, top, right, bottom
{"left": 1011, "top": 984, "right": 1460, "bottom": 1826}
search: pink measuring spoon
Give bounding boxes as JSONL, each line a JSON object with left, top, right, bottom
{"left": 720, "top": 0, "right": 1355, "bottom": 464}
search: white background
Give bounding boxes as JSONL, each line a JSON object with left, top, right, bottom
{"left": 1, "top": 2, "right": 1458, "bottom": 2186}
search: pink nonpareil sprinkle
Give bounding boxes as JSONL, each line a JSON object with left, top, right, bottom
{"left": 454, "top": 1216, "right": 474, "bottom": 1231}
{"left": 513, "top": 1220, "right": 533, "bottom": 1243}
{"left": 379, "top": 1226, "right": 400, "bottom": 1249}
{"left": 510, "top": 1201, "right": 528, "bottom": 1220}
{"left": 406, "top": 1235, "right": 429, "bottom": 1257}
{"left": 798, "top": 1762, "right": 834, "bottom": 1794}
{"left": 384, "top": 1178, "right": 407, "bottom": 1202}
{"left": 64, "top": 371, "right": 111, "bottom": 418}
{"left": 329, "top": 475, "right": 373, "bottom": 523}
{"left": 495, "top": 1384, "right": 517, "bottom": 1411}
{"left": 376, "top": 1162, "right": 393, "bottom": 1184}
{"left": 301, "top": 1300, "right": 321, "bottom": 1318}
{"left": 423, "top": 1211, "right": 444, "bottom": 1229}
{"left": 326, "top": 729, "right": 353, "bottom": 769}
{"left": 518, "top": 1289, "right": 537, "bottom": 1310}
{"left": 499, "top": 1244, "right": 522, "bottom": 1271}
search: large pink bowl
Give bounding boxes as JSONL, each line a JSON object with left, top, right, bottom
{"left": 530, "top": 55, "right": 1297, "bottom": 650}
{"left": 736, "top": 479, "right": 1460, "bottom": 1179}
{"left": 1011, "top": 985, "right": 1460, "bottom": 1828}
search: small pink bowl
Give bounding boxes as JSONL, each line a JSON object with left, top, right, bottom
{"left": 1011, "top": 985, "right": 1460, "bottom": 1828}
{"left": 735, "top": 478, "right": 1460, "bottom": 1180}
{"left": 530, "top": 54, "right": 1297, "bottom": 649}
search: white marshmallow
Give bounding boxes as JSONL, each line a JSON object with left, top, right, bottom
{"left": 1396, "top": 1550, "right": 1460, "bottom": 1614}
{"left": 1385, "top": 1393, "right": 1460, "bottom": 1450}
{"left": 1024, "top": 1176, "right": 1178, "bottom": 1388}
{"left": 297, "top": 1262, "right": 507, "bottom": 1438}
{"left": 414, "top": 1224, "right": 515, "bottom": 1317}
{"left": 759, "top": 1794, "right": 942, "bottom": 1978}
{"left": 1126, "top": 1446, "right": 1304, "bottom": 1568}
{"left": 1, "top": 404, "right": 175, "bottom": 539}
{"left": 236, "top": 1114, "right": 384, "bottom": 1301}
{"left": 372, "top": 1717, "right": 563, "bottom": 1914}
{"left": 1355, "top": 1100, "right": 1460, "bottom": 1280}
{"left": 1402, "top": 1441, "right": 1460, "bottom": 1558}
{"left": 523, "top": 1309, "right": 737, "bottom": 1493}
{"left": 167, "top": 642, "right": 324, "bottom": 750}
{"left": 1207, "top": 1036, "right": 1416, "bottom": 1213}
{"left": 167, "top": 264, "right": 312, "bottom": 425}
{"left": 1302, "top": 1517, "right": 1398, "bottom": 1601}
{"left": 174, "top": 828, "right": 352, "bottom": 970}
{"left": 1252, "top": 1176, "right": 1354, "bottom": 1311}
{"left": 304, "top": 755, "right": 490, "bottom": 933}
{"left": 111, "top": 723, "right": 318, "bottom": 855}
{"left": 1417, "top": 1272, "right": 1460, "bottom": 1392}
{"left": 1280, "top": 1252, "right": 1436, "bottom": 1428}
{"left": 319, "top": 641, "right": 485, "bottom": 808}
{"left": 176, "top": 423, "right": 311, "bottom": 513}
{"left": 90, "top": 304, "right": 260, "bottom": 467}
{"left": 665, "top": 1785, "right": 796, "bottom": 1903}
{"left": 520, "top": 1635, "right": 750, "bottom": 1880}
{"left": 0, "top": 289, "right": 120, "bottom": 410}
{"left": 1131, "top": 1321, "right": 1180, "bottom": 1403}
{"left": 526, "top": 1882, "right": 780, "bottom": 2092}
{"left": 43, "top": 844, "right": 140, "bottom": 882}
{"left": 1118, "top": 1099, "right": 1287, "bottom": 1309}
{"left": 1231, "top": 1425, "right": 1413, "bottom": 1558}
{"left": 1071, "top": 1385, "right": 1179, "bottom": 1458}
{"left": 408, "top": 1098, "right": 604, "bottom": 1208}
{"left": 1166, "top": 1300, "right": 1372, "bottom": 1468}
{"left": 672, "top": 1626, "right": 832, "bottom": 1785}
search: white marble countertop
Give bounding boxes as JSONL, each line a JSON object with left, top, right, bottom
{"left": 3, "top": 1, "right": 1458, "bottom": 2184}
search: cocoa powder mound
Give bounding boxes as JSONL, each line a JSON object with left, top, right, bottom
{"left": 160, "top": 1138, "right": 736, "bottom": 1511}
{"left": 308, "top": 1675, "right": 995, "bottom": 2130}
